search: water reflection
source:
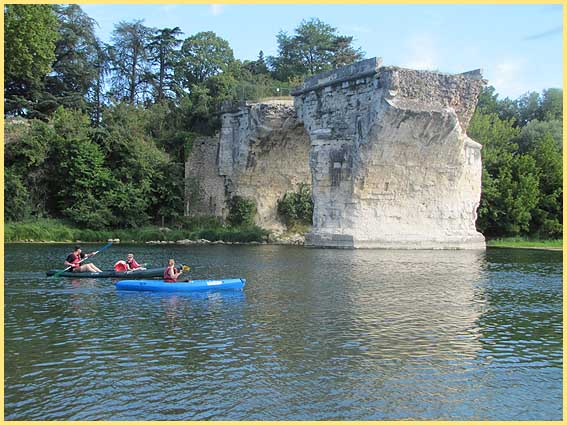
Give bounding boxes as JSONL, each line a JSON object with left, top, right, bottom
{"left": 4, "top": 244, "right": 562, "bottom": 420}
{"left": 256, "top": 249, "right": 488, "bottom": 361}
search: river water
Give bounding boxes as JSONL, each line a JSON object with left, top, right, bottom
{"left": 4, "top": 243, "right": 562, "bottom": 420}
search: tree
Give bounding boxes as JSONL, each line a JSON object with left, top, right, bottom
{"left": 475, "top": 85, "right": 519, "bottom": 123}
{"left": 88, "top": 40, "right": 111, "bottom": 125}
{"left": 183, "top": 84, "right": 217, "bottom": 134}
{"left": 148, "top": 27, "right": 184, "bottom": 101}
{"left": 269, "top": 18, "right": 364, "bottom": 81}
{"left": 99, "top": 103, "right": 173, "bottom": 225}
{"left": 468, "top": 111, "right": 520, "bottom": 176}
{"left": 48, "top": 108, "right": 116, "bottom": 228}
{"left": 516, "top": 91, "right": 542, "bottom": 126}
{"left": 468, "top": 111, "right": 533, "bottom": 236}
{"left": 43, "top": 5, "right": 99, "bottom": 114}
{"left": 494, "top": 155, "right": 540, "bottom": 235}
{"left": 475, "top": 85, "right": 500, "bottom": 115}
{"left": 476, "top": 153, "right": 540, "bottom": 236}
{"left": 149, "top": 162, "right": 185, "bottom": 224}
{"left": 330, "top": 35, "right": 363, "bottom": 68}
{"left": 539, "top": 88, "right": 562, "bottom": 122}
{"left": 4, "top": 168, "right": 32, "bottom": 221}
{"left": 5, "top": 119, "right": 57, "bottom": 215}
{"left": 4, "top": 4, "right": 58, "bottom": 118}
{"left": 527, "top": 133, "right": 562, "bottom": 238}
{"left": 476, "top": 87, "right": 562, "bottom": 129}
{"left": 109, "top": 20, "right": 154, "bottom": 104}
{"left": 177, "top": 31, "right": 234, "bottom": 88}
{"left": 256, "top": 51, "right": 269, "bottom": 74}
{"left": 57, "top": 141, "right": 115, "bottom": 229}
{"left": 516, "top": 119, "right": 562, "bottom": 153}
{"left": 243, "top": 51, "right": 270, "bottom": 75}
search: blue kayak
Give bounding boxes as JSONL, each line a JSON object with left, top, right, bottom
{"left": 115, "top": 278, "right": 246, "bottom": 292}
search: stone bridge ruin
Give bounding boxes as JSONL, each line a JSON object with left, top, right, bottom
{"left": 293, "top": 58, "right": 485, "bottom": 249}
{"left": 185, "top": 57, "right": 486, "bottom": 249}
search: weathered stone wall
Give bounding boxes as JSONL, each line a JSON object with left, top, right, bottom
{"left": 184, "top": 136, "right": 225, "bottom": 217}
{"left": 219, "top": 100, "right": 312, "bottom": 230}
{"left": 185, "top": 100, "right": 311, "bottom": 230}
{"left": 294, "top": 57, "right": 485, "bottom": 249}
{"left": 186, "top": 58, "right": 486, "bottom": 249}
{"left": 379, "top": 67, "right": 484, "bottom": 129}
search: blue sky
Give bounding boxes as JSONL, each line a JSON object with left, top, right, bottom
{"left": 81, "top": 4, "right": 563, "bottom": 99}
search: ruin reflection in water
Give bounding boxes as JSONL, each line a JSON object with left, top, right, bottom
{"left": 4, "top": 244, "right": 562, "bottom": 420}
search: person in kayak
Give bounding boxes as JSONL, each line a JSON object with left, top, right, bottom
{"left": 164, "top": 259, "right": 183, "bottom": 282}
{"left": 64, "top": 245, "right": 103, "bottom": 273}
{"left": 126, "top": 253, "right": 145, "bottom": 270}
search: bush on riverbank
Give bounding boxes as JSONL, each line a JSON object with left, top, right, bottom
{"left": 4, "top": 218, "right": 268, "bottom": 243}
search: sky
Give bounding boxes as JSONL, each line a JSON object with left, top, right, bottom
{"left": 81, "top": 3, "right": 563, "bottom": 99}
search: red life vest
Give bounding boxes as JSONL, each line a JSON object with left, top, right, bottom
{"left": 164, "top": 266, "right": 178, "bottom": 282}
{"left": 127, "top": 258, "right": 140, "bottom": 269}
{"left": 69, "top": 253, "right": 82, "bottom": 268}
{"left": 114, "top": 261, "right": 128, "bottom": 272}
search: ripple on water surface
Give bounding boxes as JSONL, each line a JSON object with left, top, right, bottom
{"left": 4, "top": 244, "right": 563, "bottom": 420}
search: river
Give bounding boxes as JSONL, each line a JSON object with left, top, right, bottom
{"left": 4, "top": 243, "right": 562, "bottom": 420}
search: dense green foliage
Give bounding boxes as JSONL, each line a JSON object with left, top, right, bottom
{"left": 5, "top": 5, "right": 59, "bottom": 118}
{"left": 277, "top": 183, "right": 314, "bottom": 226}
{"left": 46, "top": 5, "right": 100, "bottom": 113}
{"left": 4, "top": 168, "right": 32, "bottom": 221}
{"left": 469, "top": 86, "right": 563, "bottom": 239}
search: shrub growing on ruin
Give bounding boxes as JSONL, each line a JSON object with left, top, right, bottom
{"left": 227, "top": 196, "right": 256, "bottom": 226}
{"left": 277, "top": 183, "right": 313, "bottom": 226}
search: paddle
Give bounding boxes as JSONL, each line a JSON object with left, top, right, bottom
{"left": 53, "top": 242, "right": 113, "bottom": 277}
{"left": 179, "top": 264, "right": 192, "bottom": 282}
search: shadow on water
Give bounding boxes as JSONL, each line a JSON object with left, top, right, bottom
{"left": 3, "top": 244, "right": 562, "bottom": 420}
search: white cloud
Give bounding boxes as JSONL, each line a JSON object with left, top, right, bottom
{"left": 487, "top": 59, "right": 529, "bottom": 98}
{"left": 209, "top": 4, "right": 225, "bottom": 16}
{"left": 400, "top": 33, "right": 439, "bottom": 70}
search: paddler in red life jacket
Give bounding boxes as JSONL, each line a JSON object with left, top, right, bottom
{"left": 126, "top": 253, "right": 145, "bottom": 271}
{"left": 64, "top": 245, "right": 103, "bottom": 273}
{"left": 164, "top": 259, "right": 182, "bottom": 282}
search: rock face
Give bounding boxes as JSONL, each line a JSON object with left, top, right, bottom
{"left": 293, "top": 58, "right": 485, "bottom": 249}
{"left": 185, "top": 100, "right": 311, "bottom": 230}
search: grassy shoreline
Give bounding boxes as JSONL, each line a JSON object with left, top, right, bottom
{"left": 486, "top": 237, "right": 563, "bottom": 250}
{"left": 4, "top": 218, "right": 268, "bottom": 244}
{"left": 5, "top": 219, "right": 563, "bottom": 250}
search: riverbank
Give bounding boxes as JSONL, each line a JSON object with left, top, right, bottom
{"left": 4, "top": 218, "right": 309, "bottom": 246}
{"left": 6, "top": 219, "right": 562, "bottom": 250}
{"left": 486, "top": 237, "right": 563, "bottom": 251}
{"left": 4, "top": 218, "right": 269, "bottom": 244}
